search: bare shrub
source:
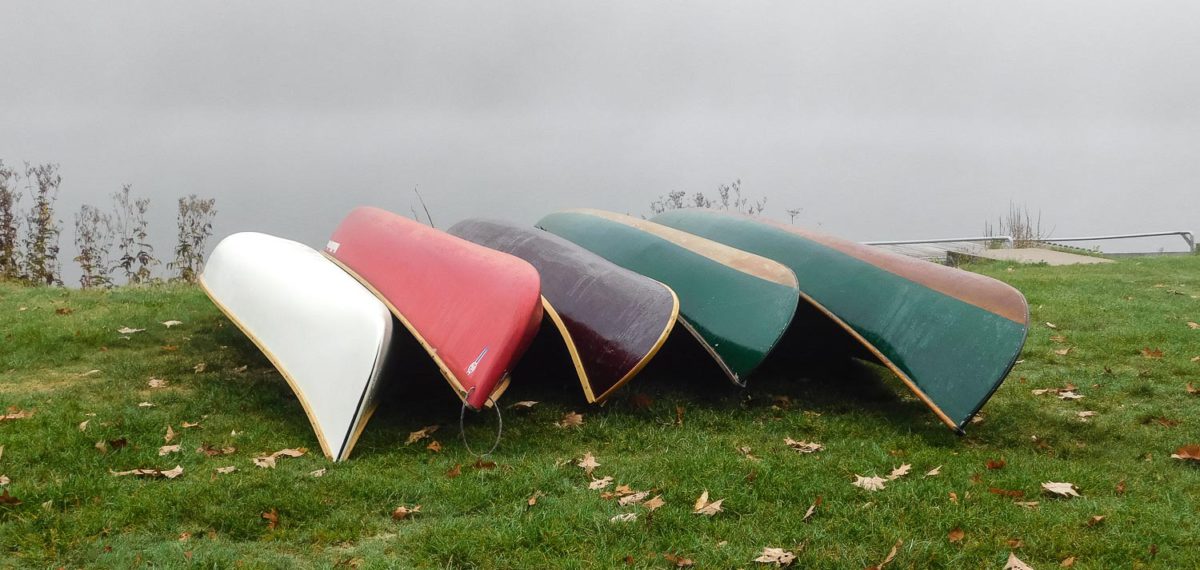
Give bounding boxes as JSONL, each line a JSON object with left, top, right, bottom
{"left": 22, "top": 163, "right": 63, "bottom": 286}
{"left": 0, "top": 161, "right": 21, "bottom": 281}
{"left": 648, "top": 179, "right": 765, "bottom": 216}
{"left": 984, "top": 202, "right": 1050, "bottom": 248}
{"left": 74, "top": 204, "right": 114, "bottom": 288}
{"left": 168, "top": 195, "right": 217, "bottom": 283}
{"left": 111, "top": 185, "right": 157, "bottom": 284}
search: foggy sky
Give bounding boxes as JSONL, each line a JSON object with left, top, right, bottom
{"left": 2, "top": 1, "right": 1198, "bottom": 284}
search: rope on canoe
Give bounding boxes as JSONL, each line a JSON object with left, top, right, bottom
{"left": 459, "top": 387, "right": 503, "bottom": 458}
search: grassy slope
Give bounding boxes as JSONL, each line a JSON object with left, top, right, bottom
{"left": 0, "top": 256, "right": 1198, "bottom": 568}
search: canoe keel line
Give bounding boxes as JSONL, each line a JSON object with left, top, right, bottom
{"left": 448, "top": 218, "right": 680, "bottom": 402}
{"left": 200, "top": 232, "right": 396, "bottom": 461}
{"left": 653, "top": 209, "right": 1030, "bottom": 432}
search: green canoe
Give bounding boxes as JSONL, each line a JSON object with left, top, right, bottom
{"left": 537, "top": 209, "right": 800, "bottom": 385}
{"left": 653, "top": 209, "right": 1029, "bottom": 432}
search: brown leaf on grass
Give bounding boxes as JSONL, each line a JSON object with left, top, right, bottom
{"left": 555, "top": 412, "right": 584, "bottom": 428}
{"left": 197, "top": 444, "right": 236, "bottom": 457}
{"left": 426, "top": 440, "right": 441, "bottom": 453}
{"left": 692, "top": 490, "right": 724, "bottom": 516}
{"left": 78, "top": 369, "right": 101, "bottom": 377}
{"left": 252, "top": 448, "right": 307, "bottom": 468}
{"left": 508, "top": 400, "right": 539, "bottom": 410}
{"left": 232, "top": 365, "right": 248, "bottom": 374}
{"left": 1193, "top": 356, "right": 1200, "bottom": 363}
{"left": 162, "top": 320, "right": 183, "bottom": 328}
{"left": 865, "top": 539, "right": 901, "bottom": 570}
{"left": 1049, "top": 334, "right": 1066, "bottom": 343}
{"left": 138, "top": 402, "right": 155, "bottom": 408}
{"left": 643, "top": 495, "right": 665, "bottom": 511}
{"left": 610, "top": 513, "right": 638, "bottom": 523}
{"left": 446, "top": 464, "right": 462, "bottom": 478}
{"left": 310, "top": 468, "right": 326, "bottom": 478}
{"left": 214, "top": 466, "right": 237, "bottom": 474}
{"left": 618, "top": 491, "right": 650, "bottom": 506}
{"left": 663, "top": 553, "right": 695, "bottom": 568}
{"left": 577, "top": 452, "right": 600, "bottom": 474}
{"left": 925, "top": 466, "right": 942, "bottom": 477}
{"left": 1044, "top": 322, "right": 1058, "bottom": 329}
{"left": 0, "top": 475, "right": 9, "bottom": 486}
{"left": 147, "top": 378, "right": 167, "bottom": 389}
{"left": 802, "top": 496, "right": 822, "bottom": 522}
{"left": 0, "top": 408, "right": 33, "bottom": 421}
{"left": 1115, "top": 479, "right": 1126, "bottom": 494}
{"left": 527, "top": 491, "right": 544, "bottom": 507}
{"left": 887, "top": 464, "right": 912, "bottom": 480}
{"left": 405, "top": 425, "right": 438, "bottom": 444}
{"left": 181, "top": 421, "right": 201, "bottom": 429}
{"left": 1043, "top": 481, "right": 1081, "bottom": 498}
{"left": 0, "top": 489, "right": 21, "bottom": 506}
{"left": 158, "top": 444, "right": 181, "bottom": 456}
{"left": 111, "top": 465, "right": 184, "bottom": 479}
{"left": 472, "top": 459, "right": 496, "bottom": 470}
{"left": 1004, "top": 552, "right": 1034, "bottom": 570}
{"left": 852, "top": 475, "right": 887, "bottom": 492}
{"left": 1141, "top": 347, "right": 1164, "bottom": 359}
{"left": 753, "top": 547, "right": 796, "bottom": 567}
{"left": 675, "top": 405, "right": 685, "bottom": 427}
{"left": 1187, "top": 383, "right": 1198, "bottom": 395}
{"left": 117, "top": 326, "right": 145, "bottom": 335}
{"left": 1061, "top": 556, "right": 1077, "bottom": 567}
{"left": 1053, "top": 347, "right": 1072, "bottom": 356}
{"left": 628, "top": 392, "right": 654, "bottom": 410}
{"left": 193, "top": 362, "right": 207, "bottom": 374}
{"left": 1058, "top": 391, "right": 1084, "bottom": 401}
{"left": 161, "top": 345, "right": 178, "bottom": 352}
{"left": 164, "top": 425, "right": 177, "bottom": 443}
{"left": 1170, "top": 444, "right": 1200, "bottom": 462}
{"left": 986, "top": 459, "right": 1006, "bottom": 470}
{"left": 78, "top": 420, "right": 90, "bottom": 432}
{"left": 1086, "top": 515, "right": 1106, "bottom": 527}
{"left": 784, "top": 438, "right": 823, "bottom": 454}
{"left": 1077, "top": 411, "right": 1098, "bottom": 421}
{"left": 55, "top": 306, "right": 73, "bottom": 315}
{"left": 262, "top": 509, "right": 279, "bottom": 529}
{"left": 1187, "top": 322, "right": 1199, "bottom": 330}
{"left": 737, "top": 446, "right": 760, "bottom": 461}
{"left": 391, "top": 505, "right": 421, "bottom": 520}
{"left": 1014, "top": 501, "right": 1040, "bottom": 508}
{"left": 947, "top": 528, "right": 964, "bottom": 543}
{"left": 588, "top": 476, "right": 613, "bottom": 490}
{"left": 989, "top": 488, "right": 1026, "bottom": 499}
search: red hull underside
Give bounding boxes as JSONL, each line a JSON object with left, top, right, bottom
{"left": 326, "top": 207, "right": 542, "bottom": 409}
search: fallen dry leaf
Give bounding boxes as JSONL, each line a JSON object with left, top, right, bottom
{"left": 1187, "top": 383, "right": 1198, "bottom": 395}
{"left": 527, "top": 491, "right": 544, "bottom": 507}
{"left": 618, "top": 491, "right": 650, "bottom": 506}
{"left": 753, "top": 547, "right": 796, "bottom": 567}
{"left": 310, "top": 468, "right": 326, "bottom": 478}
{"left": 986, "top": 459, "right": 1006, "bottom": 470}
{"left": 662, "top": 553, "right": 695, "bottom": 568}
{"left": 1170, "top": 444, "right": 1200, "bottom": 462}
{"left": 1077, "top": 411, "right": 1098, "bottom": 421}
{"left": 117, "top": 327, "right": 145, "bottom": 335}
{"left": 405, "top": 425, "right": 438, "bottom": 444}
{"left": 555, "top": 411, "right": 584, "bottom": 428}
{"left": 162, "top": 320, "right": 183, "bottom": 328}
{"left": 215, "top": 466, "right": 237, "bottom": 474}
{"left": 1115, "top": 479, "right": 1126, "bottom": 495}
{"left": 1049, "top": 334, "right": 1066, "bottom": 343}
{"left": 164, "top": 425, "right": 177, "bottom": 443}
{"left": 508, "top": 400, "right": 538, "bottom": 410}
{"left": 111, "top": 465, "right": 184, "bottom": 479}
{"left": 1141, "top": 347, "right": 1164, "bottom": 359}
{"left": 1043, "top": 481, "right": 1081, "bottom": 498}
{"left": 181, "top": 421, "right": 201, "bottom": 429}
{"left": 802, "top": 496, "right": 822, "bottom": 522}
{"left": 391, "top": 505, "right": 421, "bottom": 520}
{"left": 610, "top": 513, "right": 637, "bottom": 523}
{"left": 1044, "top": 322, "right": 1058, "bottom": 329}
{"left": 148, "top": 378, "right": 167, "bottom": 389}
{"left": 78, "top": 420, "right": 90, "bottom": 432}
{"left": 78, "top": 369, "right": 101, "bottom": 377}
{"left": 989, "top": 487, "right": 1026, "bottom": 498}
{"left": 426, "top": 440, "right": 441, "bottom": 453}
{"left": 1086, "top": 515, "right": 1106, "bottom": 527}
{"left": 947, "top": 528, "right": 964, "bottom": 543}
{"left": 853, "top": 475, "right": 887, "bottom": 492}
{"left": 1053, "top": 347, "right": 1072, "bottom": 356}
{"left": 643, "top": 495, "right": 665, "bottom": 511}
{"left": 577, "top": 452, "right": 600, "bottom": 474}
{"left": 252, "top": 448, "right": 307, "bottom": 468}
{"left": 1058, "top": 390, "right": 1084, "bottom": 401}
{"left": 1061, "top": 556, "right": 1077, "bottom": 567}
{"left": 158, "top": 444, "right": 181, "bottom": 456}
{"left": 1005, "top": 552, "right": 1034, "bottom": 570}
{"left": 925, "top": 466, "right": 942, "bottom": 478}
{"left": 1187, "top": 322, "right": 1199, "bottom": 330}
{"left": 193, "top": 362, "right": 207, "bottom": 374}
{"left": 138, "top": 402, "right": 155, "bottom": 408}
{"left": 262, "top": 509, "right": 279, "bottom": 529}
{"left": 0, "top": 475, "right": 9, "bottom": 486}
{"left": 588, "top": 476, "right": 614, "bottom": 490}
{"left": 866, "top": 539, "right": 901, "bottom": 570}
{"left": 472, "top": 459, "right": 496, "bottom": 470}
{"left": 887, "top": 464, "right": 912, "bottom": 480}
{"left": 446, "top": 464, "right": 462, "bottom": 478}
{"left": 0, "top": 409, "right": 33, "bottom": 421}
{"left": 784, "top": 438, "right": 823, "bottom": 454}
{"left": 197, "top": 444, "right": 236, "bottom": 456}
{"left": 692, "top": 490, "right": 724, "bottom": 516}
{"left": 0, "top": 489, "right": 21, "bottom": 506}
{"left": 1015, "top": 501, "right": 1040, "bottom": 508}
{"left": 737, "top": 446, "right": 760, "bottom": 461}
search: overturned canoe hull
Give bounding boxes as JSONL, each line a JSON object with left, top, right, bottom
{"left": 326, "top": 207, "right": 543, "bottom": 410}
{"left": 536, "top": 209, "right": 800, "bottom": 385}
{"left": 448, "top": 218, "right": 679, "bottom": 402}
{"left": 652, "top": 209, "right": 1029, "bottom": 432}
{"left": 200, "top": 232, "right": 395, "bottom": 461}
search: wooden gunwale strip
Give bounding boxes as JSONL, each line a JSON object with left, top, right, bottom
{"left": 322, "top": 252, "right": 504, "bottom": 410}
{"left": 540, "top": 296, "right": 596, "bottom": 402}
{"left": 199, "top": 277, "right": 339, "bottom": 460}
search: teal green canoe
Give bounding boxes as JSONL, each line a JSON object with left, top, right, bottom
{"left": 537, "top": 209, "right": 800, "bottom": 385}
{"left": 653, "top": 209, "right": 1029, "bottom": 433}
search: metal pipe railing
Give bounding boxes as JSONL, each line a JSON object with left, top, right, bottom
{"left": 864, "top": 235, "right": 1015, "bottom": 248}
{"left": 1038, "top": 231, "right": 1195, "bottom": 253}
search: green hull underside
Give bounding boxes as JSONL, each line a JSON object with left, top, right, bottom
{"left": 653, "top": 210, "right": 1028, "bottom": 431}
{"left": 537, "top": 211, "right": 799, "bottom": 384}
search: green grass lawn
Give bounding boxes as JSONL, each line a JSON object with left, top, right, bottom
{"left": 1, "top": 256, "right": 1198, "bottom": 568}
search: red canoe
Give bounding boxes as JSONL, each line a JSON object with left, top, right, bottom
{"left": 325, "top": 207, "right": 543, "bottom": 410}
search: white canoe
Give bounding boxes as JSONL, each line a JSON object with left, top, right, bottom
{"left": 200, "top": 232, "right": 395, "bottom": 461}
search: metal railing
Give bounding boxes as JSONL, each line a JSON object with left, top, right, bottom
{"left": 864, "top": 235, "right": 1015, "bottom": 248}
{"left": 1038, "top": 231, "right": 1195, "bottom": 254}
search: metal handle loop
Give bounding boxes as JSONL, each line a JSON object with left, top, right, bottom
{"left": 459, "top": 387, "right": 503, "bottom": 458}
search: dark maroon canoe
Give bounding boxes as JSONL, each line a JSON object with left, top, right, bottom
{"left": 448, "top": 218, "right": 679, "bottom": 402}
